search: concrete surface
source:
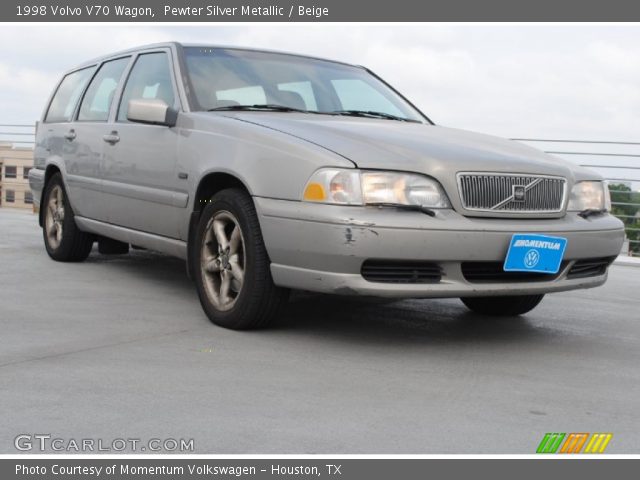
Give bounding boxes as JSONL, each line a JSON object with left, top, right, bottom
{"left": 0, "top": 207, "right": 638, "bottom": 454}
{"left": 615, "top": 254, "right": 640, "bottom": 267}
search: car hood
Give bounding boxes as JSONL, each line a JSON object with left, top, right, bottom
{"left": 224, "top": 112, "right": 591, "bottom": 181}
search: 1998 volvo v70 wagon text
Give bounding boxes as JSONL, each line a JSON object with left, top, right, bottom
{"left": 29, "top": 43, "right": 625, "bottom": 329}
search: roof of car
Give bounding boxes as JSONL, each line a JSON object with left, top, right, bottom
{"left": 69, "top": 41, "right": 361, "bottom": 72}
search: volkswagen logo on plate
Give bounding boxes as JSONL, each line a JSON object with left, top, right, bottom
{"left": 524, "top": 249, "right": 540, "bottom": 268}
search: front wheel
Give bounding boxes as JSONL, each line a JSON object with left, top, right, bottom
{"left": 460, "top": 294, "right": 545, "bottom": 316}
{"left": 193, "top": 188, "right": 289, "bottom": 329}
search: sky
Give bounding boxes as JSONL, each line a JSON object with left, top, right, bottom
{"left": 0, "top": 24, "right": 639, "bottom": 158}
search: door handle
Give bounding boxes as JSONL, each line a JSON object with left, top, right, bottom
{"left": 102, "top": 131, "right": 120, "bottom": 145}
{"left": 64, "top": 129, "right": 76, "bottom": 141}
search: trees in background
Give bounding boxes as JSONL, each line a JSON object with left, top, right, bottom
{"left": 609, "top": 183, "right": 640, "bottom": 255}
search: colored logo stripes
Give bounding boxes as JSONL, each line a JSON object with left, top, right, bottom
{"left": 537, "top": 433, "right": 565, "bottom": 453}
{"left": 537, "top": 433, "right": 612, "bottom": 454}
{"left": 584, "top": 433, "right": 613, "bottom": 454}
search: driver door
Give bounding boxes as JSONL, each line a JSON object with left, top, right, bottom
{"left": 101, "top": 49, "right": 185, "bottom": 239}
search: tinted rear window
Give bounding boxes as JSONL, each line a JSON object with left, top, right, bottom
{"left": 45, "top": 67, "right": 96, "bottom": 123}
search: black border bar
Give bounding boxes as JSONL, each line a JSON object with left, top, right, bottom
{"left": 4, "top": 0, "right": 640, "bottom": 22}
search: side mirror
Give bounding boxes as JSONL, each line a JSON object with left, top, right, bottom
{"left": 127, "top": 98, "right": 178, "bottom": 127}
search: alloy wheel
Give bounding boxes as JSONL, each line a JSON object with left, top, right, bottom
{"left": 45, "top": 185, "right": 65, "bottom": 250}
{"left": 201, "top": 210, "right": 246, "bottom": 311}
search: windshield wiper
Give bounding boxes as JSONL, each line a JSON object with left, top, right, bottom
{"left": 367, "top": 202, "right": 436, "bottom": 217}
{"left": 328, "top": 110, "right": 420, "bottom": 122}
{"left": 208, "top": 105, "right": 420, "bottom": 122}
{"left": 208, "top": 104, "right": 309, "bottom": 113}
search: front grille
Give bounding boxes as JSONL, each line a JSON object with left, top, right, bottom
{"left": 457, "top": 173, "right": 566, "bottom": 213}
{"left": 461, "top": 261, "right": 566, "bottom": 283}
{"left": 361, "top": 260, "right": 442, "bottom": 284}
{"left": 567, "top": 257, "right": 615, "bottom": 279}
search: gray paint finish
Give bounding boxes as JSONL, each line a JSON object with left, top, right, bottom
{"left": 256, "top": 198, "right": 623, "bottom": 295}
{"left": 29, "top": 42, "right": 625, "bottom": 298}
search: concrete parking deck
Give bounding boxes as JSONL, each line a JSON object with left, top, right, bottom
{"left": 0, "top": 208, "right": 638, "bottom": 453}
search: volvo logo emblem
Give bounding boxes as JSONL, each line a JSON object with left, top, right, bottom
{"left": 513, "top": 185, "right": 526, "bottom": 202}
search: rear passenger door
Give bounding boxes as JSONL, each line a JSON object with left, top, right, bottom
{"left": 71, "top": 56, "right": 131, "bottom": 221}
{"left": 101, "top": 49, "right": 183, "bottom": 238}
{"left": 40, "top": 66, "right": 96, "bottom": 218}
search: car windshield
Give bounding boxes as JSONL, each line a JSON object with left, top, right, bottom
{"left": 183, "top": 47, "right": 427, "bottom": 123}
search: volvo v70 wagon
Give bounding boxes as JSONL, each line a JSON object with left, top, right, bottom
{"left": 29, "top": 43, "right": 625, "bottom": 329}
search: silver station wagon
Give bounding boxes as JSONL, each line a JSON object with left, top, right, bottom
{"left": 30, "top": 42, "right": 625, "bottom": 329}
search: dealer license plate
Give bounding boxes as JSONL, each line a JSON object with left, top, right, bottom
{"left": 503, "top": 234, "right": 568, "bottom": 274}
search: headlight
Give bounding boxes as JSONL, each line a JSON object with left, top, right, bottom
{"left": 303, "top": 168, "right": 451, "bottom": 208}
{"left": 301, "top": 169, "right": 363, "bottom": 205}
{"left": 567, "top": 181, "right": 610, "bottom": 211}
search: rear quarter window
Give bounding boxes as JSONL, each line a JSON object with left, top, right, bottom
{"left": 44, "top": 67, "right": 96, "bottom": 123}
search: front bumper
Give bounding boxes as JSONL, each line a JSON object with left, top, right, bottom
{"left": 255, "top": 198, "right": 625, "bottom": 297}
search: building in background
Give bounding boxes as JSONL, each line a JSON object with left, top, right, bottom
{"left": 0, "top": 143, "right": 34, "bottom": 211}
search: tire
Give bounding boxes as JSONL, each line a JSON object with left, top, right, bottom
{"left": 42, "top": 173, "right": 94, "bottom": 262}
{"left": 193, "top": 188, "right": 289, "bottom": 329}
{"left": 460, "top": 294, "right": 544, "bottom": 316}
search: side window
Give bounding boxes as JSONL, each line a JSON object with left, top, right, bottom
{"left": 78, "top": 57, "right": 130, "bottom": 122}
{"left": 331, "top": 79, "right": 404, "bottom": 116}
{"left": 118, "top": 52, "right": 175, "bottom": 122}
{"left": 44, "top": 67, "right": 95, "bottom": 123}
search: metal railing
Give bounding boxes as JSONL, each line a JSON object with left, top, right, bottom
{"left": 0, "top": 124, "right": 35, "bottom": 146}
{"left": 513, "top": 138, "right": 640, "bottom": 256}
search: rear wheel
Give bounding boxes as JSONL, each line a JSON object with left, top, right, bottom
{"left": 460, "top": 294, "right": 544, "bottom": 316}
{"left": 42, "top": 173, "right": 94, "bottom": 262}
{"left": 194, "top": 188, "right": 289, "bottom": 329}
